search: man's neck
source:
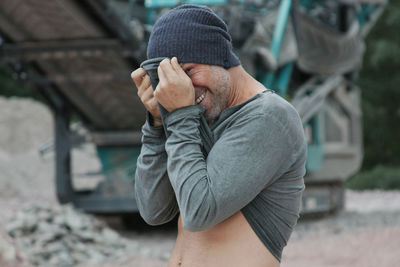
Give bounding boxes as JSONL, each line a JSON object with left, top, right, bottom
{"left": 226, "top": 66, "right": 266, "bottom": 108}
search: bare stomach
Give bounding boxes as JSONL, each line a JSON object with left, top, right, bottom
{"left": 168, "top": 211, "right": 280, "bottom": 267}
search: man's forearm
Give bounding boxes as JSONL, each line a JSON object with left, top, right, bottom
{"left": 134, "top": 120, "right": 179, "bottom": 225}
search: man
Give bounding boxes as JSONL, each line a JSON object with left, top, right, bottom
{"left": 131, "top": 5, "right": 306, "bottom": 267}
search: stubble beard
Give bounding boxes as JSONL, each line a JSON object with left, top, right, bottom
{"left": 204, "top": 68, "right": 230, "bottom": 125}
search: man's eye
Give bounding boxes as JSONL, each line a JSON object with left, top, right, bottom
{"left": 185, "top": 68, "right": 193, "bottom": 75}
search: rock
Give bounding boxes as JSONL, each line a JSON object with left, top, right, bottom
{"left": 0, "top": 232, "right": 17, "bottom": 262}
{"left": 0, "top": 227, "right": 31, "bottom": 267}
{"left": 5, "top": 204, "right": 137, "bottom": 266}
{"left": 101, "top": 228, "right": 120, "bottom": 243}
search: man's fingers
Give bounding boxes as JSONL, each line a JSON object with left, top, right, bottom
{"left": 158, "top": 58, "right": 177, "bottom": 79}
{"left": 153, "top": 83, "right": 160, "bottom": 97}
{"left": 132, "top": 67, "right": 153, "bottom": 99}
{"left": 140, "top": 84, "right": 154, "bottom": 102}
{"left": 137, "top": 74, "right": 151, "bottom": 97}
{"left": 171, "top": 57, "right": 185, "bottom": 75}
{"left": 157, "top": 64, "right": 167, "bottom": 88}
{"left": 131, "top": 68, "right": 146, "bottom": 87}
{"left": 140, "top": 83, "right": 161, "bottom": 119}
{"left": 132, "top": 66, "right": 162, "bottom": 119}
{"left": 148, "top": 97, "right": 159, "bottom": 110}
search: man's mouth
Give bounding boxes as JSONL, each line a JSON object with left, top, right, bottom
{"left": 195, "top": 87, "right": 207, "bottom": 105}
{"left": 195, "top": 92, "right": 206, "bottom": 104}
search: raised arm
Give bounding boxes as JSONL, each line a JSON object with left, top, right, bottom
{"left": 131, "top": 68, "right": 179, "bottom": 225}
{"left": 163, "top": 103, "right": 305, "bottom": 231}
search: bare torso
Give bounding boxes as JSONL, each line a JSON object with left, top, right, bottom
{"left": 168, "top": 211, "right": 280, "bottom": 267}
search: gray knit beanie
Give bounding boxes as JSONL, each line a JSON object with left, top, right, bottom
{"left": 147, "top": 4, "right": 240, "bottom": 69}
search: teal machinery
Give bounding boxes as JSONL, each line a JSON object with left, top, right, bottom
{"left": 91, "top": 0, "right": 386, "bottom": 215}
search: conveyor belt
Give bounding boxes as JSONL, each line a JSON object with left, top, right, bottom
{"left": 0, "top": 0, "right": 146, "bottom": 130}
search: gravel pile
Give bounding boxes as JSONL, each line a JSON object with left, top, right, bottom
{"left": 6, "top": 204, "right": 140, "bottom": 267}
{"left": 0, "top": 97, "right": 53, "bottom": 156}
{"left": 0, "top": 96, "right": 54, "bottom": 203}
{"left": 0, "top": 225, "right": 30, "bottom": 267}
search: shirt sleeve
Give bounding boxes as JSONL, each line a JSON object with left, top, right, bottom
{"left": 164, "top": 105, "right": 295, "bottom": 232}
{"left": 134, "top": 117, "right": 179, "bottom": 225}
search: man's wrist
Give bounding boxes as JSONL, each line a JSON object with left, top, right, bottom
{"left": 164, "top": 105, "right": 205, "bottom": 126}
{"left": 152, "top": 117, "right": 163, "bottom": 127}
{"left": 148, "top": 112, "right": 163, "bottom": 127}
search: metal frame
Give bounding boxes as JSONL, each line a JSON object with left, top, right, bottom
{"left": 260, "top": 0, "right": 294, "bottom": 95}
{"left": 1, "top": 39, "right": 135, "bottom": 61}
{"left": 54, "top": 101, "right": 74, "bottom": 203}
{"left": 47, "top": 80, "right": 141, "bottom": 212}
{"left": 20, "top": 65, "right": 140, "bottom": 213}
{"left": 51, "top": 86, "right": 140, "bottom": 212}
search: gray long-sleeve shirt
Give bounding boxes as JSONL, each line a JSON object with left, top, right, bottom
{"left": 134, "top": 90, "right": 306, "bottom": 261}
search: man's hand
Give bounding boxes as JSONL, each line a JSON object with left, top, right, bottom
{"left": 155, "top": 57, "right": 195, "bottom": 112}
{"left": 131, "top": 68, "right": 162, "bottom": 126}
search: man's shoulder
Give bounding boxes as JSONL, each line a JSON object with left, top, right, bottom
{"left": 237, "top": 91, "right": 305, "bottom": 141}
{"left": 240, "top": 91, "right": 299, "bottom": 121}
{"left": 214, "top": 91, "right": 302, "bottom": 136}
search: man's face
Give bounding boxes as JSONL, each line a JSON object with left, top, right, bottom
{"left": 181, "top": 63, "right": 231, "bottom": 124}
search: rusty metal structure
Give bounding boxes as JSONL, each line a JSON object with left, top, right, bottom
{"left": 0, "top": 0, "right": 148, "bottom": 213}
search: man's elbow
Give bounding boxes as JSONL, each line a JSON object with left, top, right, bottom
{"left": 140, "top": 213, "right": 160, "bottom": 226}
{"left": 138, "top": 206, "right": 178, "bottom": 226}
{"left": 140, "top": 211, "right": 174, "bottom": 226}
{"left": 180, "top": 199, "right": 218, "bottom": 232}
{"left": 181, "top": 215, "right": 214, "bottom": 232}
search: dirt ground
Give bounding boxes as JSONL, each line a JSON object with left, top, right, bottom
{"left": 3, "top": 190, "right": 400, "bottom": 267}
{"left": 1, "top": 97, "right": 400, "bottom": 266}
{"left": 283, "top": 227, "right": 400, "bottom": 267}
{"left": 280, "top": 190, "right": 400, "bottom": 267}
{"left": 110, "top": 190, "right": 400, "bottom": 267}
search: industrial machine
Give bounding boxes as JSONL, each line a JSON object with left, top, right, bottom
{"left": 0, "top": 0, "right": 386, "bottom": 215}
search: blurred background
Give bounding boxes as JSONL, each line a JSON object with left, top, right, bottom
{"left": 0, "top": 0, "right": 399, "bottom": 266}
{"left": 346, "top": 0, "right": 400, "bottom": 189}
